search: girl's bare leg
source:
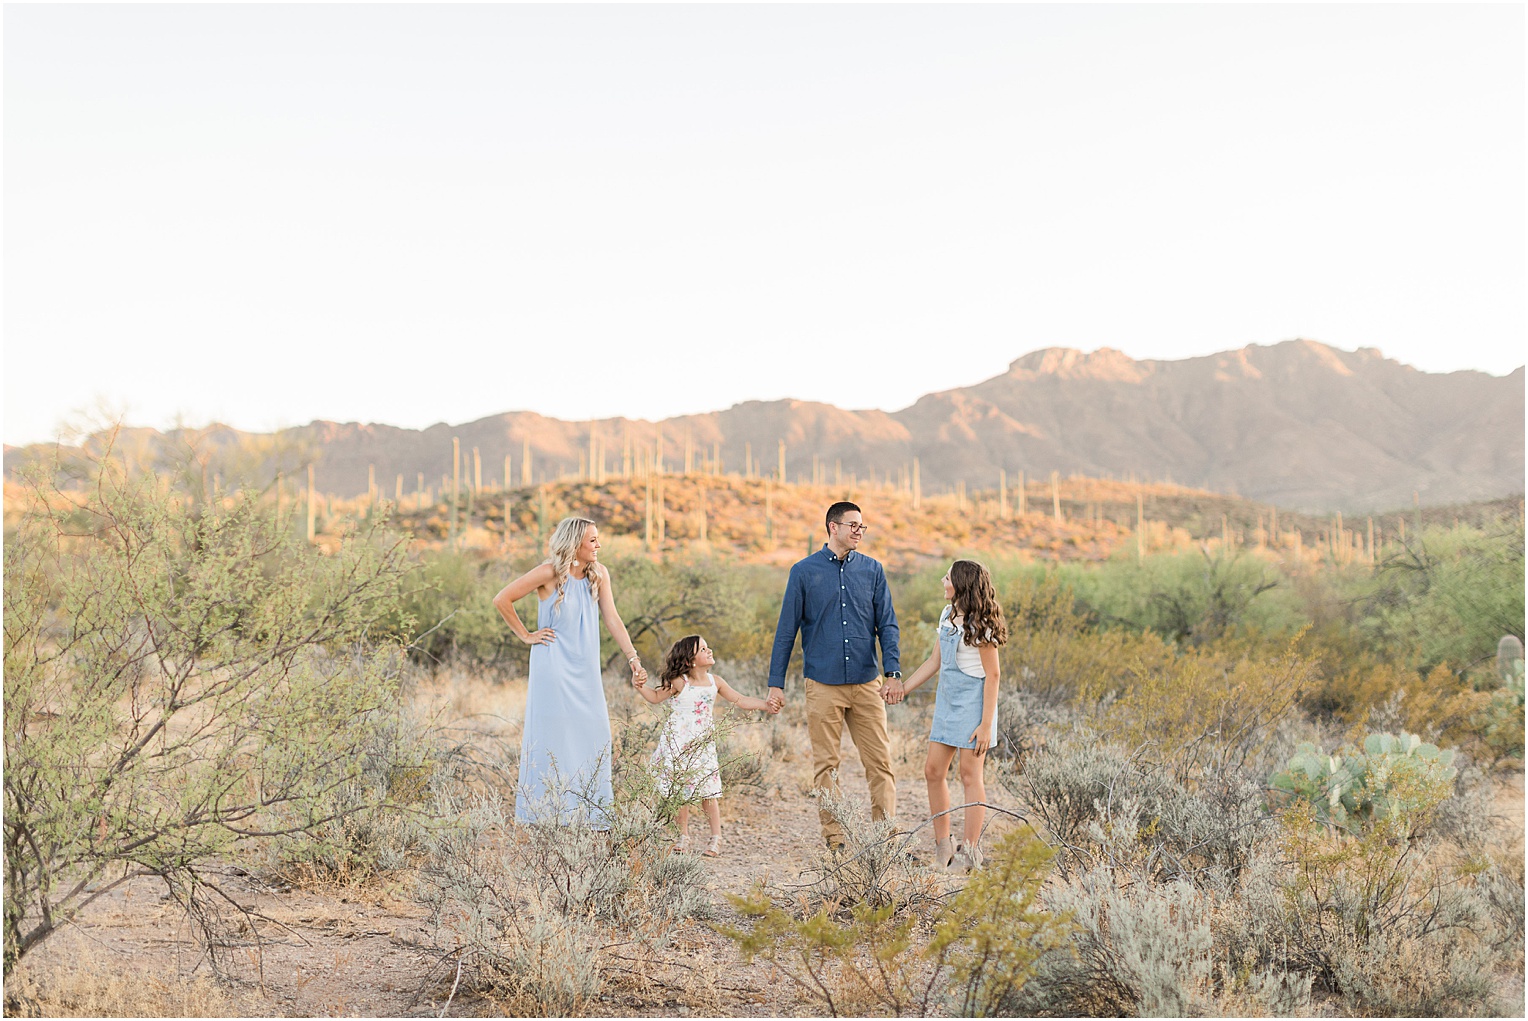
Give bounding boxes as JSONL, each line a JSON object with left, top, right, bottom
{"left": 924, "top": 743, "right": 959, "bottom": 841}
{"left": 958, "top": 749, "right": 987, "bottom": 848}
{"left": 703, "top": 798, "right": 721, "bottom": 838}
{"left": 676, "top": 804, "right": 690, "bottom": 838}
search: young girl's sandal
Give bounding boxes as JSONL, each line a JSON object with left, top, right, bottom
{"left": 672, "top": 833, "right": 689, "bottom": 854}
{"left": 702, "top": 835, "right": 721, "bottom": 858}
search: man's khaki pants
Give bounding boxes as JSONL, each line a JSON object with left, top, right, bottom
{"left": 805, "top": 678, "right": 897, "bottom": 847}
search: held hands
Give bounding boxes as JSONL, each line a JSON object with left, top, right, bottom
{"left": 766, "top": 688, "right": 785, "bottom": 714}
{"left": 881, "top": 677, "right": 905, "bottom": 705}
{"left": 628, "top": 656, "right": 648, "bottom": 688}
{"left": 740, "top": 696, "right": 781, "bottom": 715}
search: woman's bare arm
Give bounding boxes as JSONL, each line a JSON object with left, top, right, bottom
{"left": 969, "top": 644, "right": 1001, "bottom": 755}
{"left": 492, "top": 563, "right": 558, "bottom": 645}
{"left": 890, "top": 646, "right": 941, "bottom": 702}
{"left": 592, "top": 564, "right": 647, "bottom": 682}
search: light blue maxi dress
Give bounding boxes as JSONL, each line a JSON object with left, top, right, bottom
{"left": 515, "top": 575, "right": 613, "bottom": 827}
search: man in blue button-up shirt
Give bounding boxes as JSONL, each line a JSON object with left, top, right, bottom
{"left": 767, "top": 501, "right": 901, "bottom": 849}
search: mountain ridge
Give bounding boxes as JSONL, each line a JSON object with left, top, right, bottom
{"left": 7, "top": 340, "right": 1522, "bottom": 513}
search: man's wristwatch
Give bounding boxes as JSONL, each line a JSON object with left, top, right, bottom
{"left": 884, "top": 671, "right": 902, "bottom": 681}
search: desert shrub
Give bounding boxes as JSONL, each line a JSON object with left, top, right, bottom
{"left": 1358, "top": 520, "right": 1525, "bottom": 677}
{"left": 1091, "top": 641, "right": 1315, "bottom": 780}
{"left": 797, "top": 784, "right": 940, "bottom": 913}
{"left": 997, "top": 574, "right": 1161, "bottom": 706}
{"left": 1016, "top": 874, "right": 1221, "bottom": 1016}
{"left": 417, "top": 747, "right": 713, "bottom": 1011}
{"left": 721, "top": 828, "right": 1071, "bottom": 1017}
{"left": 268, "top": 677, "right": 520, "bottom": 884}
{"left": 1259, "top": 736, "right": 1511, "bottom": 1015}
{"left": 1001, "top": 734, "right": 1274, "bottom": 885}
{"left": 988, "top": 686, "right": 1082, "bottom": 762}
{"left": 3, "top": 450, "right": 411, "bottom": 974}
{"left": 923, "top": 829, "right": 1076, "bottom": 1016}
{"left": 1307, "top": 659, "right": 1500, "bottom": 759}
{"left": 1274, "top": 801, "right": 1504, "bottom": 1016}
{"left": 1478, "top": 641, "right": 1525, "bottom": 763}
{"left": 1068, "top": 548, "right": 1306, "bottom": 645}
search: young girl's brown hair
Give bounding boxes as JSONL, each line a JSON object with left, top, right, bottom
{"left": 949, "top": 560, "right": 1009, "bottom": 648}
{"left": 659, "top": 634, "right": 702, "bottom": 691}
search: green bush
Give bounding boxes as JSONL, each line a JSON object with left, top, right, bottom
{"left": 720, "top": 828, "right": 1071, "bottom": 1017}
{"left": 1357, "top": 520, "right": 1525, "bottom": 678}
{"left": 3, "top": 452, "right": 411, "bottom": 974}
{"left": 1065, "top": 548, "right": 1306, "bottom": 645}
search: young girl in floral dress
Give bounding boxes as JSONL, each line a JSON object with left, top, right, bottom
{"left": 632, "top": 634, "right": 776, "bottom": 857}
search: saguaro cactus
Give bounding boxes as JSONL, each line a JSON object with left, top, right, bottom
{"left": 450, "top": 438, "right": 461, "bottom": 546}
{"left": 306, "top": 464, "right": 316, "bottom": 542}
{"left": 1499, "top": 636, "right": 1525, "bottom": 684}
{"left": 644, "top": 477, "right": 653, "bottom": 549}
{"left": 656, "top": 478, "right": 666, "bottom": 552}
{"left": 1136, "top": 490, "right": 1144, "bottom": 561}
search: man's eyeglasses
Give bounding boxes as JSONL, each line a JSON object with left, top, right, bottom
{"left": 833, "top": 521, "right": 869, "bottom": 534}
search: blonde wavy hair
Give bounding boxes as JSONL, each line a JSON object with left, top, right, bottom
{"left": 545, "top": 516, "right": 601, "bottom": 616}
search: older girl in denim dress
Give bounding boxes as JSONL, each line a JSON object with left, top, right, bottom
{"left": 889, "top": 559, "right": 1008, "bottom": 872}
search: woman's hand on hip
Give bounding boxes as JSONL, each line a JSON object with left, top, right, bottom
{"left": 523, "top": 627, "right": 555, "bottom": 646}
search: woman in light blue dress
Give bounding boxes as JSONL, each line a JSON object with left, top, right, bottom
{"left": 492, "top": 517, "right": 647, "bottom": 827}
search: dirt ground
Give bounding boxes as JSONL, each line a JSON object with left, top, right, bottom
{"left": 8, "top": 713, "right": 1525, "bottom": 1018}
{"left": 5, "top": 712, "right": 960, "bottom": 1018}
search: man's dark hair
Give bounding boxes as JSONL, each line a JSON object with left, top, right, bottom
{"left": 825, "top": 501, "right": 861, "bottom": 534}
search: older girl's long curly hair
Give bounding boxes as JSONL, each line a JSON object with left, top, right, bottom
{"left": 659, "top": 635, "right": 702, "bottom": 691}
{"left": 544, "top": 516, "right": 601, "bottom": 617}
{"left": 949, "top": 559, "right": 1008, "bottom": 648}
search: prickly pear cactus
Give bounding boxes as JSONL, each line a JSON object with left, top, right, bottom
{"left": 1269, "top": 731, "right": 1456, "bottom": 833}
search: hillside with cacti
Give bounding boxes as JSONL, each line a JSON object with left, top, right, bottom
{"left": 290, "top": 465, "right": 1521, "bottom": 575}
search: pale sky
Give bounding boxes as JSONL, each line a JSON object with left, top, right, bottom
{"left": 5, "top": 3, "right": 1524, "bottom": 447}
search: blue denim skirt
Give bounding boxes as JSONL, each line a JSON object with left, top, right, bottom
{"left": 929, "top": 621, "right": 996, "bottom": 749}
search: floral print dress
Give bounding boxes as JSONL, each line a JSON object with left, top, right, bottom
{"left": 652, "top": 675, "right": 723, "bottom": 800}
